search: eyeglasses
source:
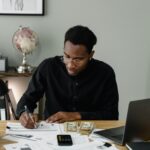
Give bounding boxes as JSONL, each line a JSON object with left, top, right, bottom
{"left": 63, "top": 55, "right": 88, "bottom": 64}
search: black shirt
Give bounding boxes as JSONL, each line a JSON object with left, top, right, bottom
{"left": 16, "top": 56, "right": 119, "bottom": 120}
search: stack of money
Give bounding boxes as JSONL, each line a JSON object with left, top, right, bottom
{"left": 64, "top": 122, "right": 78, "bottom": 132}
{"left": 79, "top": 122, "right": 94, "bottom": 135}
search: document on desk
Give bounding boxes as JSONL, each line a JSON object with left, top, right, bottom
{"left": 6, "top": 121, "right": 58, "bottom": 131}
{"left": 4, "top": 140, "right": 118, "bottom": 150}
{"left": 89, "top": 128, "right": 112, "bottom": 143}
{"left": 4, "top": 121, "right": 62, "bottom": 142}
{"left": 4, "top": 141, "right": 53, "bottom": 150}
{"left": 4, "top": 122, "right": 119, "bottom": 150}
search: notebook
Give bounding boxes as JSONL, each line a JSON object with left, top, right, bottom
{"left": 94, "top": 99, "right": 150, "bottom": 145}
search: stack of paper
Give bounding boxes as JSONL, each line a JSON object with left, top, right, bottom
{"left": 3, "top": 121, "right": 119, "bottom": 150}
{"left": 6, "top": 121, "right": 58, "bottom": 131}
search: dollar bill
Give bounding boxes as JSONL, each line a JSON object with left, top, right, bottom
{"left": 79, "top": 122, "right": 94, "bottom": 135}
{"left": 64, "top": 122, "right": 78, "bottom": 132}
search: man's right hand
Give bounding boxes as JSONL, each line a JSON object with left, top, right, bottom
{"left": 19, "top": 112, "right": 36, "bottom": 129}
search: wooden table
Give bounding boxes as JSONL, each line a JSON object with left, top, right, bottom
{"left": 0, "top": 66, "right": 35, "bottom": 78}
{"left": 0, "top": 120, "right": 127, "bottom": 150}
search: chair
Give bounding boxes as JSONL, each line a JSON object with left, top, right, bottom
{"left": 0, "top": 79, "right": 17, "bottom": 120}
{"left": 5, "top": 89, "right": 18, "bottom": 120}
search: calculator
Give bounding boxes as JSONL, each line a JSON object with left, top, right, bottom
{"left": 57, "top": 135, "right": 73, "bottom": 146}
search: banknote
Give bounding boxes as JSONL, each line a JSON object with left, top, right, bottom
{"left": 64, "top": 122, "right": 78, "bottom": 132}
{"left": 79, "top": 122, "right": 94, "bottom": 135}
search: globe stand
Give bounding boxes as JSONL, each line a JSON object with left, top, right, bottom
{"left": 17, "top": 53, "right": 33, "bottom": 73}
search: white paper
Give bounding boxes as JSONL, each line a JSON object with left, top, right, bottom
{"left": 6, "top": 121, "right": 59, "bottom": 131}
{"left": 4, "top": 122, "right": 119, "bottom": 150}
{"left": 4, "top": 141, "right": 52, "bottom": 150}
{"left": 4, "top": 141, "right": 118, "bottom": 150}
{"left": 4, "top": 121, "right": 62, "bottom": 142}
{"left": 89, "top": 128, "right": 113, "bottom": 143}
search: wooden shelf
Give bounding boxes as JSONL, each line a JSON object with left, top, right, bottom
{"left": 0, "top": 67, "right": 35, "bottom": 78}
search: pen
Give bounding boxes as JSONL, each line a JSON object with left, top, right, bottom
{"left": 24, "top": 105, "right": 37, "bottom": 128}
{"left": 6, "top": 134, "right": 36, "bottom": 141}
{"left": 7, "top": 133, "right": 33, "bottom": 138}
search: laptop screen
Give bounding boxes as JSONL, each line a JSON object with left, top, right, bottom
{"left": 123, "top": 99, "right": 150, "bottom": 144}
{"left": 94, "top": 99, "right": 150, "bottom": 145}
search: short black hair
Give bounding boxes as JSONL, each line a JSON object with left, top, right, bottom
{"left": 64, "top": 25, "right": 97, "bottom": 53}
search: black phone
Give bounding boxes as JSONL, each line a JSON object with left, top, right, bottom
{"left": 57, "top": 134, "right": 73, "bottom": 146}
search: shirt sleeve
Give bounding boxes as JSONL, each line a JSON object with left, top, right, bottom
{"left": 16, "top": 62, "right": 46, "bottom": 118}
{"left": 79, "top": 69, "right": 119, "bottom": 120}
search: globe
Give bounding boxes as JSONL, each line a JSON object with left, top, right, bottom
{"left": 12, "top": 26, "right": 38, "bottom": 73}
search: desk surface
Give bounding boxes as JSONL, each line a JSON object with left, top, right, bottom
{"left": 0, "top": 120, "right": 127, "bottom": 150}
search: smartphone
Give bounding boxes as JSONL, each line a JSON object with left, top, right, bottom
{"left": 57, "top": 134, "right": 73, "bottom": 146}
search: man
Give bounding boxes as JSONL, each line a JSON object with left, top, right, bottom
{"left": 16, "top": 25, "right": 119, "bottom": 129}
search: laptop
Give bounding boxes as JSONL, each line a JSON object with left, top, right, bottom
{"left": 94, "top": 99, "right": 150, "bottom": 145}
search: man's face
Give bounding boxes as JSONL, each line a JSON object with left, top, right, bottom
{"left": 63, "top": 41, "right": 93, "bottom": 76}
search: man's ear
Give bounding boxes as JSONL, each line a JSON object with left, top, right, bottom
{"left": 89, "top": 51, "right": 95, "bottom": 60}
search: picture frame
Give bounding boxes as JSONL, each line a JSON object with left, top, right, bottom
{"left": 0, "top": 0, "right": 44, "bottom": 16}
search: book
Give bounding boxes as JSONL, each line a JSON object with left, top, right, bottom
{"left": 126, "top": 142, "right": 150, "bottom": 150}
{"left": 0, "top": 108, "right": 6, "bottom": 120}
{"left": 0, "top": 96, "right": 6, "bottom": 120}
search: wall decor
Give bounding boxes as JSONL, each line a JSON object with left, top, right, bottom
{"left": 0, "top": 0, "right": 44, "bottom": 15}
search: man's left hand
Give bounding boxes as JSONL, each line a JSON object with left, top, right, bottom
{"left": 46, "top": 112, "right": 81, "bottom": 123}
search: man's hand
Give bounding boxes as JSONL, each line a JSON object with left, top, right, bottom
{"left": 19, "top": 112, "right": 36, "bottom": 129}
{"left": 46, "top": 112, "right": 81, "bottom": 123}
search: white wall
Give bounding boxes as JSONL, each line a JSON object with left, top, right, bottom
{"left": 1, "top": 0, "right": 150, "bottom": 119}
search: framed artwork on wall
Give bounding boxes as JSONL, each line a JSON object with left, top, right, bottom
{"left": 0, "top": 0, "right": 44, "bottom": 15}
